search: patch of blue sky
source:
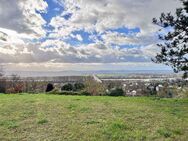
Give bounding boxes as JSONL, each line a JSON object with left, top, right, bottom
{"left": 44, "top": 45, "right": 56, "bottom": 48}
{"left": 63, "top": 13, "right": 72, "bottom": 20}
{"left": 90, "top": 30, "right": 104, "bottom": 41}
{"left": 36, "top": 0, "right": 65, "bottom": 32}
{"left": 120, "top": 44, "right": 141, "bottom": 49}
{"left": 108, "top": 27, "right": 140, "bottom": 35}
{"left": 64, "top": 30, "right": 96, "bottom": 46}
{"left": 62, "top": 27, "right": 141, "bottom": 47}
{"left": 111, "top": 44, "right": 141, "bottom": 49}
{"left": 63, "top": 38, "right": 81, "bottom": 47}
{"left": 41, "top": 0, "right": 64, "bottom": 23}
{"left": 31, "top": 35, "right": 56, "bottom": 44}
{"left": 156, "top": 26, "right": 174, "bottom": 37}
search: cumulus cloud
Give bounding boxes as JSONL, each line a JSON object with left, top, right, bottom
{"left": 0, "top": 0, "right": 47, "bottom": 37}
{"left": 50, "top": 0, "right": 180, "bottom": 34}
{"left": 0, "top": 0, "right": 182, "bottom": 71}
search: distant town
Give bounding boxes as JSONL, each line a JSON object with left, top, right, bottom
{"left": 1, "top": 72, "right": 187, "bottom": 98}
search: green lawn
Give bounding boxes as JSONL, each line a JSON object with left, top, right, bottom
{"left": 0, "top": 94, "right": 188, "bottom": 141}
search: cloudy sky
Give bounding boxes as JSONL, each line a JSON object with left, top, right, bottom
{"left": 0, "top": 0, "right": 181, "bottom": 73}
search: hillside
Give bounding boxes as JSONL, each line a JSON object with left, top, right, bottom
{"left": 0, "top": 94, "right": 187, "bottom": 141}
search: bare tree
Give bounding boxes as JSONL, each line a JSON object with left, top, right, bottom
{"left": 0, "top": 64, "right": 4, "bottom": 77}
{"left": 6, "top": 74, "right": 23, "bottom": 93}
{"left": 0, "top": 64, "right": 6, "bottom": 93}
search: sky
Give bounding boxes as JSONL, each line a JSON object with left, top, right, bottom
{"left": 0, "top": 0, "right": 182, "bottom": 73}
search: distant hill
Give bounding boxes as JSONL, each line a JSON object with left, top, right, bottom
{"left": 5, "top": 70, "right": 175, "bottom": 77}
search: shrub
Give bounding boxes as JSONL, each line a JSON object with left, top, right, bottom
{"left": 46, "top": 83, "right": 54, "bottom": 92}
{"left": 80, "top": 91, "right": 91, "bottom": 96}
{"left": 157, "top": 84, "right": 177, "bottom": 98}
{"left": 0, "top": 78, "right": 6, "bottom": 93}
{"left": 6, "top": 83, "right": 24, "bottom": 94}
{"left": 61, "top": 83, "right": 74, "bottom": 91}
{"left": 24, "top": 80, "right": 38, "bottom": 93}
{"left": 84, "top": 79, "right": 106, "bottom": 96}
{"left": 74, "top": 83, "right": 85, "bottom": 91}
{"left": 157, "top": 89, "right": 174, "bottom": 98}
{"left": 47, "top": 88, "right": 60, "bottom": 94}
{"left": 108, "top": 88, "right": 124, "bottom": 96}
{"left": 178, "top": 87, "right": 188, "bottom": 98}
{"left": 5, "top": 74, "right": 24, "bottom": 94}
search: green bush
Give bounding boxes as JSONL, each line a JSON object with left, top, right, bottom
{"left": 61, "top": 83, "right": 74, "bottom": 91}
{"left": 108, "top": 88, "right": 124, "bottom": 96}
{"left": 47, "top": 88, "right": 60, "bottom": 94}
{"left": 80, "top": 91, "right": 91, "bottom": 96}
{"left": 46, "top": 83, "right": 54, "bottom": 92}
{"left": 74, "top": 83, "right": 85, "bottom": 91}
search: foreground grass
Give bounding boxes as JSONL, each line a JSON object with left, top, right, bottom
{"left": 0, "top": 94, "right": 188, "bottom": 141}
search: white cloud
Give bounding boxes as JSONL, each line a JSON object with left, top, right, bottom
{"left": 0, "top": 0, "right": 47, "bottom": 37}
{"left": 50, "top": 0, "right": 180, "bottom": 35}
{"left": 101, "top": 31, "right": 137, "bottom": 46}
{"left": 0, "top": 0, "right": 182, "bottom": 72}
{"left": 70, "top": 34, "right": 83, "bottom": 41}
{"left": 75, "top": 34, "right": 83, "bottom": 41}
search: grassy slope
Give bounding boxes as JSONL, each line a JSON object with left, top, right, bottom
{"left": 0, "top": 94, "right": 187, "bottom": 141}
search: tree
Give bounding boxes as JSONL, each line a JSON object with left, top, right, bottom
{"left": 153, "top": 0, "right": 188, "bottom": 78}
{"left": 108, "top": 88, "right": 124, "bottom": 96}
{"left": 0, "top": 64, "right": 4, "bottom": 77}
{"left": 7, "top": 74, "right": 23, "bottom": 93}
{"left": 0, "top": 64, "right": 6, "bottom": 93}
{"left": 83, "top": 79, "right": 106, "bottom": 96}
{"left": 46, "top": 83, "right": 54, "bottom": 92}
{"left": 74, "top": 83, "right": 85, "bottom": 91}
{"left": 61, "top": 83, "right": 74, "bottom": 91}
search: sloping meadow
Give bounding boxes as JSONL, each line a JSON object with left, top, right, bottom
{"left": 0, "top": 94, "right": 187, "bottom": 140}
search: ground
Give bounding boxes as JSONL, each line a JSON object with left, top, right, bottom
{"left": 0, "top": 94, "right": 188, "bottom": 141}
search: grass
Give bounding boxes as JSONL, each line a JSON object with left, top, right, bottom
{"left": 0, "top": 94, "right": 187, "bottom": 141}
